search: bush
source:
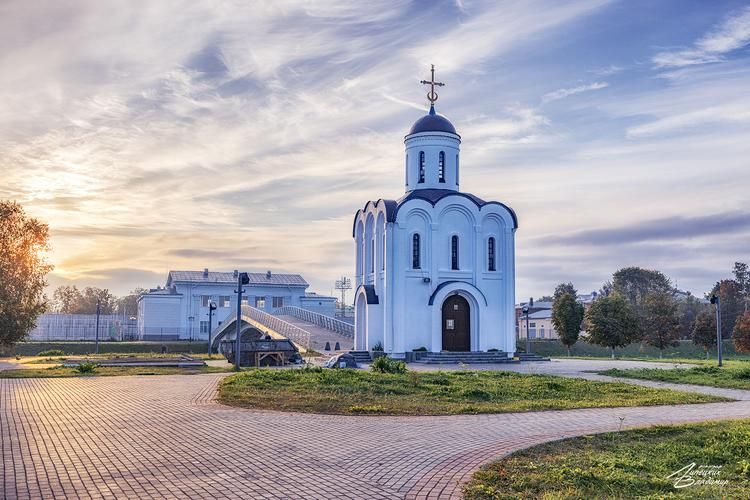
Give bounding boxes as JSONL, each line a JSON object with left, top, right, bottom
{"left": 73, "top": 361, "right": 99, "bottom": 374}
{"left": 371, "top": 341, "right": 384, "bottom": 352}
{"left": 412, "top": 346, "right": 428, "bottom": 352}
{"left": 371, "top": 356, "right": 407, "bottom": 374}
{"left": 36, "top": 349, "right": 65, "bottom": 356}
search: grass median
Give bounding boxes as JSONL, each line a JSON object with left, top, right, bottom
{"left": 218, "top": 367, "right": 725, "bottom": 415}
{"left": 464, "top": 419, "right": 750, "bottom": 499}
{"left": 600, "top": 360, "right": 750, "bottom": 390}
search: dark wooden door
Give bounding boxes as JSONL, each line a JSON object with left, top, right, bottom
{"left": 442, "top": 295, "right": 470, "bottom": 351}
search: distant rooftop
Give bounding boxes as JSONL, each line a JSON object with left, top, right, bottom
{"left": 166, "top": 270, "right": 309, "bottom": 287}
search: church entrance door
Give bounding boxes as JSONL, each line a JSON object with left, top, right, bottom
{"left": 442, "top": 295, "right": 470, "bottom": 351}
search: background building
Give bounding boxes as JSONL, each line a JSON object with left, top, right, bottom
{"left": 137, "top": 269, "right": 335, "bottom": 340}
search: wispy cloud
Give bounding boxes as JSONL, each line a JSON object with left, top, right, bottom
{"left": 541, "top": 82, "right": 608, "bottom": 103}
{"left": 652, "top": 6, "right": 750, "bottom": 68}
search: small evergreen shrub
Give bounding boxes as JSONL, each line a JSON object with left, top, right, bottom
{"left": 36, "top": 349, "right": 65, "bottom": 356}
{"left": 412, "top": 346, "right": 428, "bottom": 352}
{"left": 371, "top": 341, "right": 384, "bottom": 352}
{"left": 73, "top": 361, "right": 99, "bottom": 374}
{"left": 371, "top": 356, "right": 407, "bottom": 374}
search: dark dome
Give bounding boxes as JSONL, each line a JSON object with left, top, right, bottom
{"left": 407, "top": 105, "right": 458, "bottom": 135}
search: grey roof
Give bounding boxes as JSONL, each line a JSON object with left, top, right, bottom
{"left": 407, "top": 105, "right": 459, "bottom": 136}
{"left": 528, "top": 310, "right": 552, "bottom": 320}
{"left": 167, "top": 270, "right": 308, "bottom": 287}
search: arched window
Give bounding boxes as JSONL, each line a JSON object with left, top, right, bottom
{"left": 419, "top": 151, "right": 425, "bottom": 183}
{"left": 451, "top": 235, "right": 459, "bottom": 270}
{"left": 412, "top": 234, "right": 421, "bottom": 269}
{"left": 438, "top": 151, "right": 445, "bottom": 183}
{"left": 381, "top": 233, "right": 385, "bottom": 270}
{"left": 488, "top": 237, "right": 496, "bottom": 271}
{"left": 371, "top": 239, "right": 375, "bottom": 272}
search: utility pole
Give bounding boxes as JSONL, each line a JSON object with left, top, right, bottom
{"left": 234, "top": 272, "right": 250, "bottom": 370}
{"left": 95, "top": 299, "right": 100, "bottom": 355}
{"left": 711, "top": 295, "right": 723, "bottom": 367}
{"left": 522, "top": 297, "right": 534, "bottom": 355}
{"left": 207, "top": 301, "right": 217, "bottom": 356}
{"left": 334, "top": 277, "right": 352, "bottom": 316}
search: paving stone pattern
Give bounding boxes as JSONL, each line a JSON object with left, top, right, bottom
{"left": 3, "top": 373, "right": 750, "bottom": 499}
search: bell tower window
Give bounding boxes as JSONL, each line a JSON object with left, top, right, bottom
{"left": 451, "top": 235, "right": 459, "bottom": 270}
{"left": 419, "top": 151, "right": 425, "bottom": 183}
{"left": 438, "top": 151, "right": 445, "bottom": 183}
{"left": 456, "top": 154, "right": 459, "bottom": 186}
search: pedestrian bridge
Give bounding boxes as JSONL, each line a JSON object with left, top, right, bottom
{"left": 210, "top": 305, "right": 354, "bottom": 354}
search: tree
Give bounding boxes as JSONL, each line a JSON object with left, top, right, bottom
{"left": 585, "top": 294, "right": 640, "bottom": 359}
{"left": 554, "top": 282, "right": 577, "bottom": 301}
{"left": 536, "top": 295, "right": 553, "bottom": 302}
{"left": 0, "top": 201, "right": 53, "bottom": 346}
{"left": 51, "top": 285, "right": 117, "bottom": 314}
{"left": 116, "top": 288, "right": 147, "bottom": 317}
{"left": 52, "top": 285, "right": 83, "bottom": 313}
{"left": 677, "top": 294, "right": 709, "bottom": 339}
{"left": 692, "top": 311, "right": 716, "bottom": 360}
{"left": 710, "top": 280, "right": 743, "bottom": 339}
{"left": 642, "top": 291, "right": 680, "bottom": 358}
{"left": 733, "top": 311, "right": 750, "bottom": 353}
{"left": 612, "top": 267, "right": 672, "bottom": 312}
{"left": 733, "top": 262, "right": 749, "bottom": 312}
{"left": 552, "top": 291, "right": 584, "bottom": 356}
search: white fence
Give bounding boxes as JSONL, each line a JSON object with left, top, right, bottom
{"left": 27, "top": 314, "right": 138, "bottom": 341}
{"left": 274, "top": 306, "right": 354, "bottom": 338}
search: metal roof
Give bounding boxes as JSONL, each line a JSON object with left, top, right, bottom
{"left": 167, "top": 270, "right": 308, "bottom": 287}
{"left": 407, "top": 105, "right": 459, "bottom": 136}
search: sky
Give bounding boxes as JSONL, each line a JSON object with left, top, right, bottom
{"left": 1, "top": 0, "right": 749, "bottom": 301}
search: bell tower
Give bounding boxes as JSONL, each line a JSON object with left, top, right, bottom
{"left": 404, "top": 66, "right": 461, "bottom": 193}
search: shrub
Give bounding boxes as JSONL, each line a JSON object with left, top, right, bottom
{"left": 73, "top": 361, "right": 99, "bottom": 374}
{"left": 36, "top": 349, "right": 65, "bottom": 356}
{"left": 412, "top": 346, "right": 428, "bottom": 352}
{"left": 371, "top": 356, "right": 407, "bottom": 374}
{"left": 733, "top": 368, "right": 750, "bottom": 380}
{"left": 371, "top": 341, "right": 384, "bottom": 352}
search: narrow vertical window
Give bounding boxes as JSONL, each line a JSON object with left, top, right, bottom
{"left": 438, "top": 151, "right": 445, "bottom": 183}
{"left": 371, "top": 239, "right": 375, "bottom": 272}
{"left": 488, "top": 237, "right": 496, "bottom": 271}
{"left": 405, "top": 154, "right": 408, "bottom": 185}
{"left": 456, "top": 154, "right": 459, "bottom": 186}
{"left": 451, "top": 235, "right": 459, "bottom": 270}
{"left": 412, "top": 234, "right": 421, "bottom": 269}
{"left": 381, "top": 234, "right": 385, "bottom": 270}
{"left": 419, "top": 151, "right": 425, "bottom": 183}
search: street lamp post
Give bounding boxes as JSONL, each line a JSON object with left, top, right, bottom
{"left": 522, "top": 297, "right": 534, "bottom": 355}
{"left": 95, "top": 299, "right": 100, "bottom": 355}
{"left": 234, "top": 272, "right": 250, "bottom": 370}
{"left": 711, "top": 295, "right": 723, "bottom": 367}
{"left": 207, "top": 301, "right": 217, "bottom": 356}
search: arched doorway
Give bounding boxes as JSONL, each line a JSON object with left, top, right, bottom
{"left": 355, "top": 294, "right": 367, "bottom": 350}
{"left": 442, "top": 295, "right": 470, "bottom": 351}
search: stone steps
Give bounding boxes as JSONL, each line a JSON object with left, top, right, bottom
{"left": 414, "top": 351, "right": 518, "bottom": 364}
{"left": 348, "top": 350, "right": 372, "bottom": 363}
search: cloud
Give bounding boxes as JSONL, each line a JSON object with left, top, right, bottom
{"left": 652, "top": 6, "right": 750, "bottom": 68}
{"left": 539, "top": 211, "right": 750, "bottom": 246}
{"left": 541, "top": 82, "right": 608, "bottom": 103}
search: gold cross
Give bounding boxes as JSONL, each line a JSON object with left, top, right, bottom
{"left": 420, "top": 64, "right": 445, "bottom": 105}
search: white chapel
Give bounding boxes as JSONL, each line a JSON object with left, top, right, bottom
{"left": 352, "top": 67, "right": 518, "bottom": 358}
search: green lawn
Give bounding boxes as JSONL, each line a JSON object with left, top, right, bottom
{"left": 218, "top": 367, "right": 724, "bottom": 415}
{"left": 0, "top": 365, "right": 231, "bottom": 378}
{"left": 464, "top": 419, "right": 750, "bottom": 499}
{"left": 600, "top": 360, "right": 750, "bottom": 390}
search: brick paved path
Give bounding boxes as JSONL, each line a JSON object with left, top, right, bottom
{"left": 2, "top": 374, "right": 750, "bottom": 499}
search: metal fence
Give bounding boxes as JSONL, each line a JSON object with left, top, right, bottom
{"left": 273, "top": 306, "right": 354, "bottom": 338}
{"left": 27, "top": 314, "right": 138, "bottom": 341}
{"left": 241, "top": 305, "right": 311, "bottom": 350}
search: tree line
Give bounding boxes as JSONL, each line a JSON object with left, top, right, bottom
{"left": 549, "top": 265, "right": 750, "bottom": 359}
{"left": 50, "top": 285, "right": 147, "bottom": 317}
